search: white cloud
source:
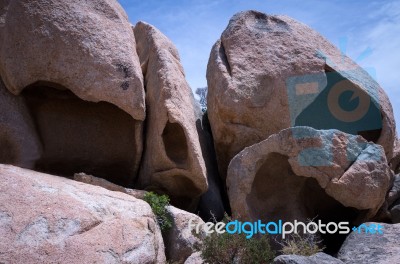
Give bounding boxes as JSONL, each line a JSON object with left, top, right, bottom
{"left": 350, "top": 0, "right": 400, "bottom": 127}
{"left": 119, "top": 0, "right": 399, "bottom": 125}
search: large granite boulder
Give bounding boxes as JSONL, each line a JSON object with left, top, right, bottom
{"left": 133, "top": 22, "right": 208, "bottom": 208}
{"left": 227, "top": 127, "right": 392, "bottom": 250}
{"left": 0, "top": 0, "right": 145, "bottom": 119}
{"left": 0, "top": 0, "right": 145, "bottom": 186}
{"left": 338, "top": 223, "right": 400, "bottom": 264}
{"left": 0, "top": 165, "right": 165, "bottom": 263}
{"left": 73, "top": 172, "right": 207, "bottom": 263}
{"left": 227, "top": 127, "right": 391, "bottom": 222}
{"left": 207, "top": 10, "right": 396, "bottom": 180}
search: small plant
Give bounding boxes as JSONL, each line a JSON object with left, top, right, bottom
{"left": 279, "top": 233, "right": 324, "bottom": 256}
{"left": 201, "top": 232, "right": 275, "bottom": 264}
{"left": 143, "top": 191, "right": 172, "bottom": 231}
{"left": 200, "top": 215, "right": 275, "bottom": 264}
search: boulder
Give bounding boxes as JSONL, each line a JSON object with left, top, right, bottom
{"left": 207, "top": 10, "right": 396, "bottom": 180}
{"left": 338, "top": 222, "right": 400, "bottom": 264}
{"left": 227, "top": 127, "right": 392, "bottom": 250}
{"left": 75, "top": 172, "right": 207, "bottom": 262}
{"left": 184, "top": 252, "right": 204, "bottom": 264}
{"left": 0, "top": 78, "right": 41, "bottom": 169}
{"left": 273, "top": 253, "right": 343, "bottom": 264}
{"left": 0, "top": 164, "right": 165, "bottom": 263}
{"left": 0, "top": 0, "right": 145, "bottom": 187}
{"left": 0, "top": 0, "right": 145, "bottom": 120}
{"left": 133, "top": 22, "right": 207, "bottom": 209}
{"left": 388, "top": 174, "right": 400, "bottom": 207}
{"left": 164, "top": 206, "right": 205, "bottom": 263}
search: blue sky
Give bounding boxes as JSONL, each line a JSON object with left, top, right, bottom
{"left": 119, "top": 0, "right": 400, "bottom": 126}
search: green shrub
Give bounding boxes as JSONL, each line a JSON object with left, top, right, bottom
{"left": 201, "top": 232, "right": 275, "bottom": 264}
{"left": 200, "top": 215, "right": 275, "bottom": 264}
{"left": 280, "top": 233, "right": 324, "bottom": 256}
{"left": 143, "top": 192, "right": 172, "bottom": 231}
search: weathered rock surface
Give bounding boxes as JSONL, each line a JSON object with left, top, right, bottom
{"left": 227, "top": 127, "right": 392, "bottom": 225}
{"left": 0, "top": 78, "right": 41, "bottom": 169}
{"left": 74, "top": 172, "right": 206, "bottom": 263}
{"left": 25, "top": 86, "right": 144, "bottom": 186}
{"left": 134, "top": 22, "right": 208, "bottom": 208}
{"left": 0, "top": 0, "right": 145, "bottom": 120}
{"left": 0, "top": 164, "right": 166, "bottom": 263}
{"left": 0, "top": 0, "right": 144, "bottom": 187}
{"left": 273, "top": 253, "right": 343, "bottom": 264}
{"left": 389, "top": 174, "right": 400, "bottom": 223}
{"left": 184, "top": 252, "right": 203, "bottom": 264}
{"left": 391, "top": 138, "right": 400, "bottom": 174}
{"left": 74, "top": 172, "right": 146, "bottom": 199}
{"left": 164, "top": 206, "right": 205, "bottom": 263}
{"left": 338, "top": 223, "right": 400, "bottom": 264}
{"left": 207, "top": 10, "right": 396, "bottom": 180}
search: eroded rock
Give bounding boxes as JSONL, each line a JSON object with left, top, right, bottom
{"left": 0, "top": 164, "right": 165, "bottom": 263}
{"left": 338, "top": 222, "right": 400, "bottom": 264}
{"left": 0, "top": 0, "right": 145, "bottom": 187}
{"left": 0, "top": 0, "right": 145, "bottom": 120}
{"left": 184, "top": 252, "right": 204, "bottom": 264}
{"left": 164, "top": 206, "right": 205, "bottom": 263}
{"left": 134, "top": 22, "right": 208, "bottom": 208}
{"left": 0, "top": 78, "right": 41, "bottom": 169}
{"left": 227, "top": 127, "right": 392, "bottom": 249}
{"left": 207, "top": 10, "right": 396, "bottom": 180}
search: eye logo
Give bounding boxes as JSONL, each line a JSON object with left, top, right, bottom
{"left": 285, "top": 37, "right": 383, "bottom": 166}
{"left": 327, "top": 79, "right": 371, "bottom": 123}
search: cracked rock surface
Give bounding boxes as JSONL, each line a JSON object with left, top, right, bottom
{"left": 0, "top": 164, "right": 166, "bottom": 264}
